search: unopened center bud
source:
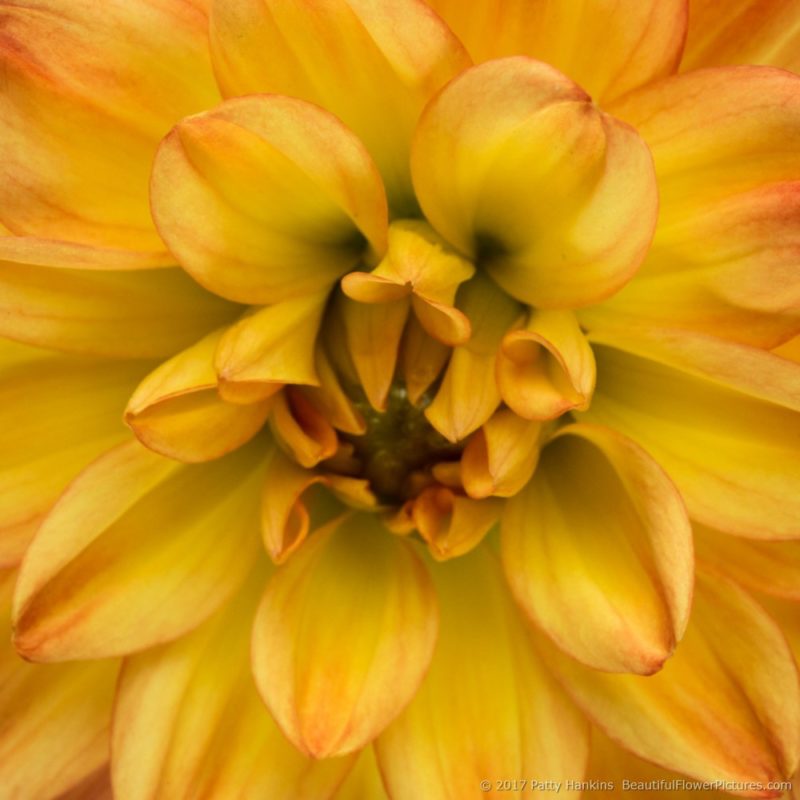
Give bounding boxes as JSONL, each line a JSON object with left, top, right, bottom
{"left": 342, "top": 383, "right": 462, "bottom": 505}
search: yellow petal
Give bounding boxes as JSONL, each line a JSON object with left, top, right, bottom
{"left": 498, "top": 309, "right": 596, "bottom": 420}
{"left": 503, "top": 423, "right": 693, "bottom": 674}
{"left": 58, "top": 769, "right": 114, "bottom": 800}
{"left": 400, "top": 315, "right": 450, "bottom": 406}
{"left": 544, "top": 571, "right": 800, "bottom": 791}
{"left": 375, "top": 546, "right": 588, "bottom": 800}
{"left": 269, "top": 390, "right": 339, "bottom": 469}
{"left": 775, "top": 335, "right": 800, "bottom": 363}
{"left": 261, "top": 441, "right": 326, "bottom": 564}
{"left": 0, "top": 570, "right": 118, "bottom": 799}
{"left": 13, "top": 438, "right": 266, "bottom": 661}
{"left": 333, "top": 747, "right": 388, "bottom": 800}
{"left": 252, "top": 514, "right": 438, "bottom": 758}
{"left": 209, "top": 0, "right": 470, "bottom": 210}
{"left": 215, "top": 292, "right": 328, "bottom": 403}
{"left": 126, "top": 328, "right": 270, "bottom": 462}
{"left": 0, "top": 341, "right": 148, "bottom": 567}
{"left": 412, "top": 487, "right": 501, "bottom": 562}
{"left": 0, "top": 0, "right": 218, "bottom": 252}
{"left": 581, "top": 182, "right": 800, "bottom": 348}
{"left": 585, "top": 726, "right": 737, "bottom": 800}
{"left": 337, "top": 293, "right": 410, "bottom": 411}
{"left": 610, "top": 68, "right": 800, "bottom": 198}
{"left": 695, "top": 524, "right": 800, "bottom": 602}
{"left": 151, "top": 95, "right": 388, "bottom": 305}
{"left": 583, "top": 330, "right": 800, "bottom": 538}
{"left": 425, "top": 274, "right": 521, "bottom": 442}
{"left": 683, "top": 0, "right": 800, "bottom": 73}
{"left": 296, "top": 347, "right": 367, "bottom": 437}
{"left": 427, "top": 0, "right": 686, "bottom": 103}
{"left": 0, "top": 258, "right": 237, "bottom": 358}
{"left": 342, "top": 220, "right": 474, "bottom": 346}
{"left": 0, "top": 237, "right": 174, "bottom": 270}
{"left": 586, "top": 69, "right": 800, "bottom": 347}
{"left": 461, "top": 410, "right": 541, "bottom": 499}
{"left": 412, "top": 57, "right": 658, "bottom": 309}
{"left": 112, "top": 566, "right": 355, "bottom": 800}
{"left": 324, "top": 475, "right": 380, "bottom": 512}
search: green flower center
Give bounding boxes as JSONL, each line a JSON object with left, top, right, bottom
{"left": 342, "top": 383, "right": 462, "bottom": 505}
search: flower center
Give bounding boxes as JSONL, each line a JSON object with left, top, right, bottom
{"left": 340, "top": 383, "right": 463, "bottom": 505}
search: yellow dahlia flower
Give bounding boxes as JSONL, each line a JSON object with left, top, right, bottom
{"left": 1, "top": 0, "right": 800, "bottom": 797}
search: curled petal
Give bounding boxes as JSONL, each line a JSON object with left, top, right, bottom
{"left": 683, "top": 0, "right": 800, "bottom": 73}
{"left": 342, "top": 221, "right": 474, "bottom": 346}
{"left": 126, "top": 329, "right": 271, "bottom": 462}
{"left": 336, "top": 293, "right": 410, "bottom": 411}
{"left": 252, "top": 514, "right": 438, "bottom": 758}
{"left": 13, "top": 439, "right": 265, "bottom": 661}
{"left": 425, "top": 274, "right": 522, "bottom": 442}
{"left": 583, "top": 329, "right": 800, "bottom": 538}
{"left": 427, "top": 0, "right": 686, "bottom": 103}
{"left": 498, "top": 309, "right": 596, "bottom": 420}
{"left": 296, "top": 348, "right": 366, "bottom": 436}
{"left": 112, "top": 568, "right": 355, "bottom": 800}
{"left": 544, "top": 571, "right": 800, "bottom": 792}
{"left": 503, "top": 424, "right": 693, "bottom": 675}
{"left": 209, "top": 0, "right": 470, "bottom": 209}
{"left": 0, "top": 0, "right": 219, "bottom": 251}
{"left": 0, "top": 571, "right": 118, "bottom": 798}
{"left": 0, "top": 257, "right": 237, "bottom": 358}
{"left": 412, "top": 486, "right": 501, "bottom": 561}
{"left": 461, "top": 410, "right": 542, "bottom": 499}
{"left": 400, "top": 315, "right": 450, "bottom": 405}
{"left": 261, "top": 441, "right": 326, "bottom": 564}
{"left": 0, "top": 340, "right": 146, "bottom": 566}
{"left": 151, "top": 95, "right": 389, "bottom": 304}
{"left": 269, "top": 390, "right": 339, "bottom": 469}
{"left": 412, "top": 57, "right": 658, "bottom": 309}
{"left": 375, "top": 547, "right": 588, "bottom": 799}
{"left": 215, "top": 292, "right": 328, "bottom": 403}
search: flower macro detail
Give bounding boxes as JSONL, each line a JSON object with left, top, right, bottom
{"left": 1, "top": 1, "right": 800, "bottom": 798}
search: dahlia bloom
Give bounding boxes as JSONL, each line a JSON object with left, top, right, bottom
{"left": 1, "top": 0, "right": 800, "bottom": 797}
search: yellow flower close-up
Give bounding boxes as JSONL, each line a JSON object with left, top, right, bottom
{"left": 2, "top": 0, "right": 800, "bottom": 797}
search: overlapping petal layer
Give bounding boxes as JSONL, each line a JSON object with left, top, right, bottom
{"left": 112, "top": 567, "right": 355, "bottom": 800}
{"left": 0, "top": 253, "right": 237, "bottom": 358}
{"left": 14, "top": 439, "right": 266, "bottom": 661}
{"left": 544, "top": 572, "right": 800, "bottom": 794}
{"left": 1, "top": 0, "right": 799, "bottom": 794}
{"left": 0, "top": 341, "right": 148, "bottom": 566}
{"left": 0, "top": 571, "right": 118, "bottom": 800}
{"left": 412, "top": 57, "right": 658, "bottom": 308}
{"left": 503, "top": 424, "right": 692, "bottom": 674}
{"left": 0, "top": 0, "right": 219, "bottom": 252}
{"left": 151, "top": 95, "right": 389, "bottom": 305}
{"left": 683, "top": 0, "right": 800, "bottom": 73}
{"left": 585, "top": 68, "right": 800, "bottom": 346}
{"left": 694, "top": 526, "right": 800, "bottom": 602}
{"left": 209, "top": 0, "right": 470, "bottom": 209}
{"left": 125, "top": 328, "right": 272, "bottom": 462}
{"left": 582, "top": 330, "right": 800, "bottom": 538}
{"left": 426, "top": 0, "right": 687, "bottom": 103}
{"left": 376, "top": 547, "right": 588, "bottom": 800}
{"left": 424, "top": 274, "right": 520, "bottom": 441}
